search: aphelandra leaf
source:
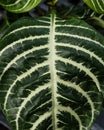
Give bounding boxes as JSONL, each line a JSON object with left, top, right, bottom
{"left": 0, "top": 12, "right": 104, "bottom": 130}
{"left": 0, "top": 0, "right": 41, "bottom": 13}
{"left": 83, "top": 0, "right": 104, "bottom": 14}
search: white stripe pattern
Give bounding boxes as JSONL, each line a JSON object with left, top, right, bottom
{"left": 0, "top": 11, "right": 104, "bottom": 130}
{"left": 56, "top": 24, "right": 94, "bottom": 32}
{"left": 56, "top": 32, "right": 104, "bottom": 49}
{"left": 57, "top": 56, "right": 101, "bottom": 91}
{"left": 96, "top": 0, "right": 104, "bottom": 11}
{"left": 30, "top": 112, "right": 51, "bottom": 130}
{"left": 57, "top": 78, "right": 95, "bottom": 127}
{"left": 0, "top": 0, "right": 21, "bottom": 6}
{"left": 84, "top": 0, "right": 104, "bottom": 13}
{"left": 56, "top": 43, "right": 104, "bottom": 66}
{"left": 49, "top": 12, "right": 58, "bottom": 130}
{"left": 0, "top": 0, "right": 41, "bottom": 13}
{"left": 4, "top": 61, "right": 49, "bottom": 110}
{"left": 90, "top": 0, "right": 98, "bottom": 12}
{"left": 58, "top": 105, "right": 83, "bottom": 130}
{"left": 3, "top": 26, "right": 49, "bottom": 40}
{"left": 10, "top": 0, "right": 32, "bottom": 12}
{"left": 16, "top": 83, "right": 50, "bottom": 130}
{"left": 0, "top": 35, "right": 48, "bottom": 57}
{"left": 0, "top": 45, "right": 48, "bottom": 80}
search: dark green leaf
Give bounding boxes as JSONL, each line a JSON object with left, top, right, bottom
{"left": 0, "top": 12, "right": 104, "bottom": 130}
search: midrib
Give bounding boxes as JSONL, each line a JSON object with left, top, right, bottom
{"left": 49, "top": 12, "right": 58, "bottom": 130}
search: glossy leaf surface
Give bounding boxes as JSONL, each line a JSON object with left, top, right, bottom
{"left": 0, "top": 12, "right": 104, "bottom": 130}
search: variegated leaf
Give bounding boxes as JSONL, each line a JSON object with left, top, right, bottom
{"left": 0, "top": 0, "right": 41, "bottom": 13}
{"left": 83, "top": 0, "right": 104, "bottom": 14}
{"left": 0, "top": 12, "right": 104, "bottom": 130}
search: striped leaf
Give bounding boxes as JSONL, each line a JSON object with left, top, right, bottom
{"left": 83, "top": 0, "right": 104, "bottom": 14}
{"left": 0, "top": 12, "right": 104, "bottom": 130}
{"left": 0, "top": 0, "right": 41, "bottom": 13}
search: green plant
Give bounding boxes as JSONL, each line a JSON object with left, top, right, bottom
{"left": 83, "top": 0, "right": 104, "bottom": 14}
{"left": 0, "top": 0, "right": 41, "bottom": 13}
{"left": 0, "top": 0, "right": 104, "bottom": 130}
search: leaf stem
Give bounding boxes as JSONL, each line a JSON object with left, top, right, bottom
{"left": 88, "top": 16, "right": 104, "bottom": 29}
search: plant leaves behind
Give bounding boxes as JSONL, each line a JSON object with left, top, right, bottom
{"left": 0, "top": 110, "right": 11, "bottom": 130}
{"left": 83, "top": 0, "right": 104, "bottom": 14}
{"left": 0, "top": 0, "right": 41, "bottom": 13}
{"left": 0, "top": 12, "right": 104, "bottom": 130}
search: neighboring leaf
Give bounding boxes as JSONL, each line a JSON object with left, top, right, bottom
{"left": 0, "top": 110, "right": 11, "bottom": 130}
{"left": 0, "top": 12, "right": 104, "bottom": 130}
{"left": 88, "top": 16, "right": 104, "bottom": 28}
{"left": 83, "top": 0, "right": 104, "bottom": 14}
{"left": 0, "top": 0, "right": 41, "bottom": 13}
